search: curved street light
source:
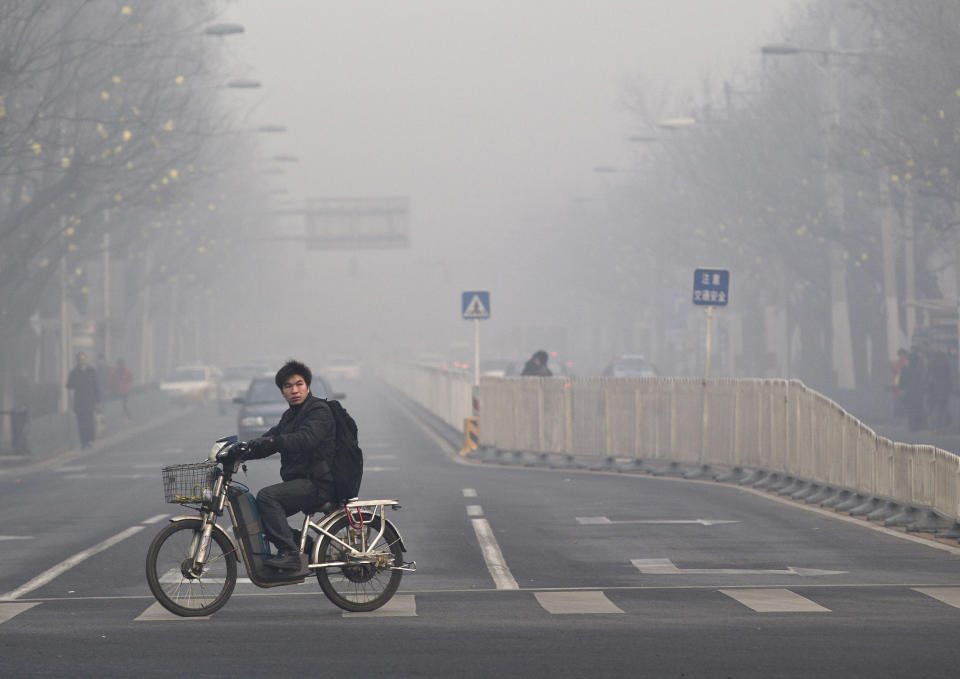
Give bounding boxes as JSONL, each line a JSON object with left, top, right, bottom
{"left": 205, "top": 23, "right": 245, "bottom": 37}
{"left": 227, "top": 78, "right": 262, "bottom": 89}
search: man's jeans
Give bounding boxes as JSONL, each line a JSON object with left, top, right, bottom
{"left": 256, "top": 478, "right": 317, "bottom": 554}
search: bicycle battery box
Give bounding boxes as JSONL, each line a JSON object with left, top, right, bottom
{"left": 227, "top": 486, "right": 272, "bottom": 564}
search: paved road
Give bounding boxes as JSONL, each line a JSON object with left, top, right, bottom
{"left": 2, "top": 381, "right": 960, "bottom": 678}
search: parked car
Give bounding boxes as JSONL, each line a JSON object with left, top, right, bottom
{"left": 159, "top": 364, "right": 222, "bottom": 404}
{"left": 234, "top": 374, "right": 344, "bottom": 441}
{"left": 601, "top": 354, "right": 659, "bottom": 377}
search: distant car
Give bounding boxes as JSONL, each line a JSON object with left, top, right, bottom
{"left": 323, "top": 354, "right": 362, "bottom": 381}
{"left": 159, "top": 364, "right": 222, "bottom": 404}
{"left": 234, "top": 374, "right": 344, "bottom": 442}
{"left": 601, "top": 354, "right": 659, "bottom": 377}
{"left": 480, "top": 359, "right": 514, "bottom": 377}
{"left": 219, "top": 365, "right": 270, "bottom": 404}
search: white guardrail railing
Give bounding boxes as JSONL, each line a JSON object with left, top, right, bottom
{"left": 382, "top": 365, "right": 960, "bottom": 524}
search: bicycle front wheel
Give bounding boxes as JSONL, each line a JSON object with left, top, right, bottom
{"left": 315, "top": 514, "right": 403, "bottom": 612}
{"left": 145, "top": 518, "right": 237, "bottom": 617}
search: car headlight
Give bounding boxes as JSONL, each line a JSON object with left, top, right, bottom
{"left": 240, "top": 415, "right": 265, "bottom": 427}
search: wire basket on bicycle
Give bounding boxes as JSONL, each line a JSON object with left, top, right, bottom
{"left": 161, "top": 462, "right": 217, "bottom": 504}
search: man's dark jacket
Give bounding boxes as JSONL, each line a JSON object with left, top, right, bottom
{"left": 245, "top": 393, "right": 335, "bottom": 483}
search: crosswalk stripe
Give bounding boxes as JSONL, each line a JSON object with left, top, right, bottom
{"left": 534, "top": 591, "right": 624, "bottom": 614}
{"left": 913, "top": 587, "right": 960, "bottom": 608}
{"left": 720, "top": 588, "right": 830, "bottom": 612}
{"left": 0, "top": 602, "right": 40, "bottom": 624}
{"left": 134, "top": 601, "right": 209, "bottom": 621}
{"left": 342, "top": 594, "right": 417, "bottom": 617}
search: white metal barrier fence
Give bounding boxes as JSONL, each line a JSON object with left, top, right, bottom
{"left": 380, "top": 363, "right": 474, "bottom": 432}
{"left": 385, "top": 366, "right": 960, "bottom": 523}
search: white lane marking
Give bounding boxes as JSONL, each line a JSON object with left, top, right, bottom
{"left": 914, "top": 587, "right": 960, "bottom": 609}
{"left": 720, "top": 588, "right": 830, "bottom": 613}
{"left": 471, "top": 518, "right": 519, "bottom": 590}
{"left": 462, "top": 488, "right": 478, "bottom": 498}
{"left": 134, "top": 601, "right": 209, "bottom": 621}
{"left": 0, "top": 602, "right": 40, "bottom": 624}
{"left": 466, "top": 505, "right": 484, "bottom": 517}
{"left": 364, "top": 442, "right": 392, "bottom": 448}
{"left": 578, "top": 517, "right": 738, "bottom": 526}
{"left": 342, "top": 594, "right": 417, "bottom": 617}
{"left": 0, "top": 536, "right": 34, "bottom": 542}
{"left": 60, "top": 473, "right": 151, "bottom": 480}
{"left": 0, "top": 526, "right": 145, "bottom": 601}
{"left": 365, "top": 466, "right": 397, "bottom": 473}
{"left": 163, "top": 448, "right": 183, "bottom": 454}
{"left": 367, "top": 454, "right": 397, "bottom": 460}
{"left": 631, "top": 558, "right": 847, "bottom": 577}
{"left": 141, "top": 514, "right": 170, "bottom": 525}
{"left": 54, "top": 465, "right": 86, "bottom": 472}
{"left": 534, "top": 591, "right": 624, "bottom": 614}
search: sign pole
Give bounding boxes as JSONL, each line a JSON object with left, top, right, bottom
{"left": 704, "top": 306, "right": 713, "bottom": 380}
{"left": 473, "top": 318, "right": 480, "bottom": 387}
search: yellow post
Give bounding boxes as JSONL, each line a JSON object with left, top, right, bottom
{"left": 460, "top": 417, "right": 479, "bottom": 456}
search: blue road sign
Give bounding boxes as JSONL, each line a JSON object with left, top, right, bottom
{"left": 462, "top": 291, "right": 491, "bottom": 319}
{"left": 692, "top": 268, "right": 729, "bottom": 306}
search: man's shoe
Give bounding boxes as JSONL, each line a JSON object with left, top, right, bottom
{"left": 265, "top": 551, "right": 301, "bottom": 570}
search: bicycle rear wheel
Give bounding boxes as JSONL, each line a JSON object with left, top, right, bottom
{"left": 315, "top": 514, "right": 403, "bottom": 612}
{"left": 145, "top": 518, "right": 237, "bottom": 617}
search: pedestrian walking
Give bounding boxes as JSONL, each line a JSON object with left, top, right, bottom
{"left": 66, "top": 351, "right": 100, "bottom": 447}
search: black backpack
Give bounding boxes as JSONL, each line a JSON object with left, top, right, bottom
{"left": 323, "top": 399, "right": 363, "bottom": 503}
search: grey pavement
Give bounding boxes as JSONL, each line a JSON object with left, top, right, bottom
{"left": 1, "top": 383, "right": 960, "bottom": 678}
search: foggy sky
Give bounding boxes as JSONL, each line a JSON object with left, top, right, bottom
{"left": 217, "top": 1, "right": 796, "bottom": 366}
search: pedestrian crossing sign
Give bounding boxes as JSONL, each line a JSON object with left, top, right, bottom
{"left": 462, "top": 291, "right": 491, "bottom": 319}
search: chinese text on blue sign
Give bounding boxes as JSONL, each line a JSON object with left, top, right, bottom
{"left": 692, "top": 268, "right": 729, "bottom": 306}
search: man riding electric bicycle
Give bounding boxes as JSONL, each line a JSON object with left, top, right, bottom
{"left": 241, "top": 359, "right": 335, "bottom": 570}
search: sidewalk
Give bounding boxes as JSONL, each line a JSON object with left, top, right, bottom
{"left": 0, "top": 407, "right": 188, "bottom": 477}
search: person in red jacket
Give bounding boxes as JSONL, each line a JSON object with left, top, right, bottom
{"left": 109, "top": 357, "right": 134, "bottom": 419}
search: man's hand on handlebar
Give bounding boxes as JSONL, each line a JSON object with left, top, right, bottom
{"left": 216, "top": 441, "right": 249, "bottom": 462}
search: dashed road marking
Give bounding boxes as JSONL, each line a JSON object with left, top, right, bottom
{"left": 471, "top": 518, "right": 518, "bottom": 590}
{"left": 0, "top": 602, "right": 40, "bottom": 625}
{"left": 0, "top": 536, "right": 34, "bottom": 542}
{"left": 134, "top": 601, "right": 209, "bottom": 621}
{"left": 720, "top": 588, "right": 830, "bottom": 613}
{"left": 632, "top": 558, "right": 846, "bottom": 577}
{"left": 462, "top": 488, "right": 478, "bottom": 498}
{"left": 577, "top": 517, "right": 738, "bottom": 526}
{"left": 342, "top": 594, "right": 417, "bottom": 617}
{"left": 466, "top": 505, "right": 484, "bottom": 517}
{"left": 534, "top": 591, "right": 624, "bottom": 614}
{"left": 141, "top": 514, "right": 170, "bottom": 525}
{"left": 914, "top": 587, "right": 960, "bottom": 609}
